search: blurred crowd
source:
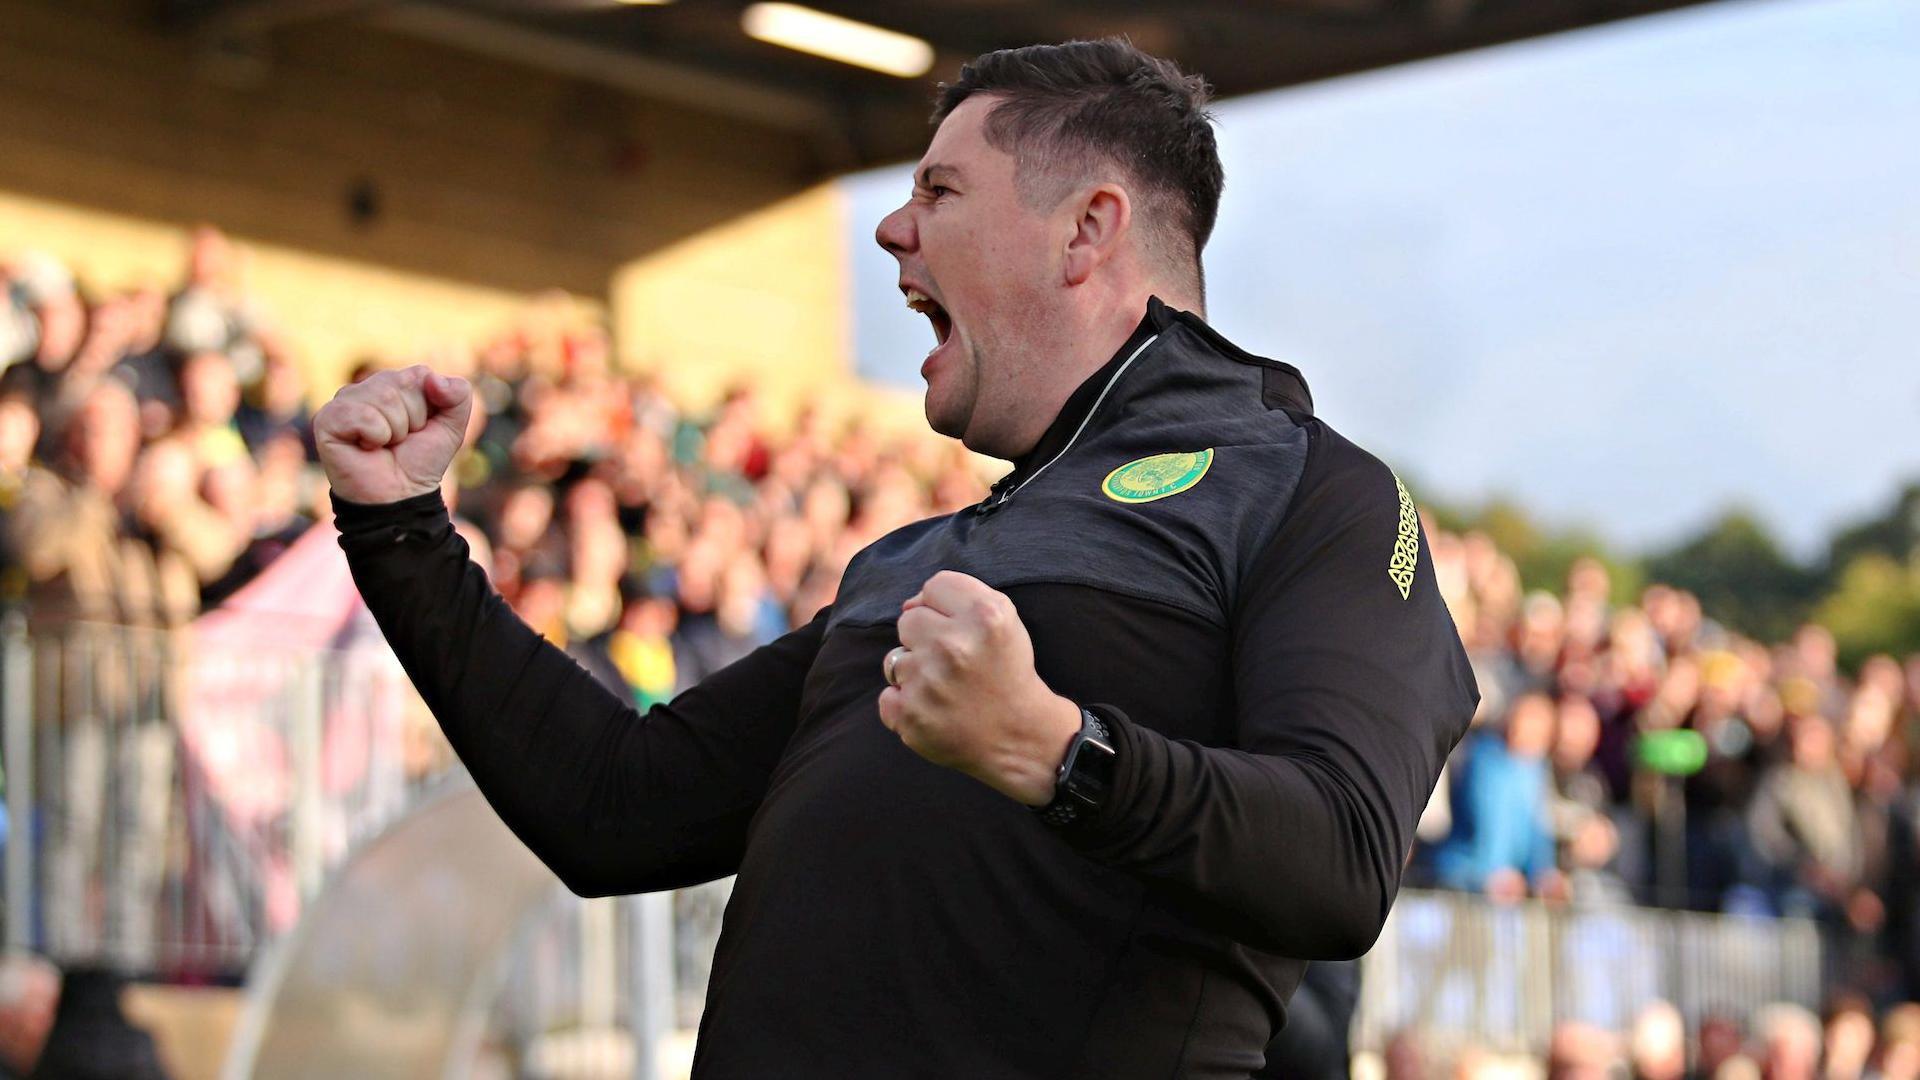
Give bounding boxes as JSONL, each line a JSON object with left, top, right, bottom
{"left": 0, "top": 225, "right": 986, "bottom": 684}
{"left": 1377, "top": 995, "right": 1920, "bottom": 1080}
{"left": 1420, "top": 531, "right": 1920, "bottom": 998}
{"left": 1386, "top": 510, "right": 1920, "bottom": 1076}
{"left": 441, "top": 303, "right": 986, "bottom": 708}
{"left": 0, "top": 228, "right": 312, "bottom": 628}
{"left": 8, "top": 227, "right": 1920, "bottom": 1078}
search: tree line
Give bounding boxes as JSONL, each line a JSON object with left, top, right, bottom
{"left": 1417, "top": 478, "right": 1920, "bottom": 672}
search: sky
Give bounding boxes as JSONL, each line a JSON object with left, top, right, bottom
{"left": 840, "top": 0, "right": 1920, "bottom": 563}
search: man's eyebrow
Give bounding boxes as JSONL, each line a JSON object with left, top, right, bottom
{"left": 917, "top": 163, "right": 963, "bottom": 187}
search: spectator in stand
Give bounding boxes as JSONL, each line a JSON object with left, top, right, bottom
{"left": 1630, "top": 1001, "right": 1687, "bottom": 1080}
{"left": 1548, "top": 1021, "right": 1623, "bottom": 1080}
{"left": 1682, "top": 649, "right": 1771, "bottom": 911}
{"left": 702, "top": 386, "right": 770, "bottom": 480}
{"left": 235, "top": 348, "right": 313, "bottom": 459}
{"left": 1695, "top": 1014, "right": 1750, "bottom": 1080}
{"left": 126, "top": 437, "right": 245, "bottom": 614}
{"left": 1757, "top": 1003, "right": 1823, "bottom": 1080}
{"left": 1821, "top": 994, "right": 1875, "bottom": 1080}
{"left": 0, "top": 368, "right": 54, "bottom": 597}
{"left": 1513, "top": 591, "right": 1570, "bottom": 695}
{"left": 2, "top": 254, "right": 87, "bottom": 410}
{"left": 1435, "top": 691, "right": 1563, "bottom": 901}
{"left": 0, "top": 952, "right": 58, "bottom": 1080}
{"left": 164, "top": 225, "right": 268, "bottom": 384}
{"left": 760, "top": 513, "right": 815, "bottom": 624}
{"left": 560, "top": 476, "right": 628, "bottom": 642}
{"left": 1590, "top": 606, "right": 1664, "bottom": 798}
{"left": 1748, "top": 712, "right": 1867, "bottom": 921}
{"left": 1878, "top": 1004, "right": 1920, "bottom": 1080}
{"left": 6, "top": 378, "right": 186, "bottom": 625}
{"left": 1883, "top": 752, "right": 1920, "bottom": 1010}
{"left": 1382, "top": 1029, "right": 1428, "bottom": 1080}
{"left": 1552, "top": 692, "right": 1636, "bottom": 904}
{"left": 171, "top": 350, "right": 250, "bottom": 474}
{"left": 672, "top": 549, "right": 774, "bottom": 684}
{"left": 200, "top": 431, "right": 312, "bottom": 608}
{"left": 600, "top": 574, "right": 678, "bottom": 710}
{"left": 488, "top": 480, "right": 561, "bottom": 603}
{"left": 104, "top": 284, "right": 172, "bottom": 436}
{"left": 1784, "top": 626, "right": 1852, "bottom": 724}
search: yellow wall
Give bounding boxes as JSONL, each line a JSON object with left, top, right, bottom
{"left": 0, "top": 0, "right": 813, "bottom": 298}
{"left": 611, "top": 184, "right": 926, "bottom": 434}
{"left": 2, "top": 182, "right": 932, "bottom": 431}
{"left": 0, "top": 0, "right": 934, "bottom": 429}
{"left": 612, "top": 185, "right": 846, "bottom": 410}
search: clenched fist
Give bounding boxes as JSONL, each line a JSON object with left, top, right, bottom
{"left": 315, "top": 364, "right": 473, "bottom": 504}
{"left": 878, "top": 570, "right": 1084, "bottom": 806}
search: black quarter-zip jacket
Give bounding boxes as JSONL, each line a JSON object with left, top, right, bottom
{"left": 333, "top": 297, "right": 1480, "bottom": 1079}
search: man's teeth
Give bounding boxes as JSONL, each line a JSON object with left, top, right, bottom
{"left": 904, "top": 289, "right": 950, "bottom": 353}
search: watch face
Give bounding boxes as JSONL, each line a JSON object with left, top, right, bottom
{"left": 1064, "top": 735, "right": 1116, "bottom": 808}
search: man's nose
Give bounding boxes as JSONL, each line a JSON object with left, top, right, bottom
{"left": 875, "top": 202, "right": 915, "bottom": 257}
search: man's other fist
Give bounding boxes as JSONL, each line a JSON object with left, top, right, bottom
{"left": 878, "top": 570, "right": 1083, "bottom": 807}
{"left": 315, "top": 364, "right": 472, "bottom": 504}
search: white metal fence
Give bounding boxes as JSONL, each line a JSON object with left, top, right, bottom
{"left": 0, "top": 613, "right": 452, "bottom": 974}
{"left": 1357, "top": 890, "right": 1824, "bottom": 1058}
{"left": 0, "top": 610, "right": 1827, "bottom": 1076}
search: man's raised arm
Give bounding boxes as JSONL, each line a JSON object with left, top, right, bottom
{"left": 316, "top": 366, "right": 823, "bottom": 896}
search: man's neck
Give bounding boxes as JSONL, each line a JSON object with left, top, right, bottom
{"left": 994, "top": 294, "right": 1169, "bottom": 481}
{"left": 1004, "top": 286, "right": 1184, "bottom": 460}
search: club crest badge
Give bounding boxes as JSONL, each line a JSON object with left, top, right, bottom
{"left": 1101, "top": 449, "right": 1214, "bottom": 504}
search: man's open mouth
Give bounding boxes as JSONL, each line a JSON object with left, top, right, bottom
{"left": 905, "top": 289, "right": 952, "bottom": 347}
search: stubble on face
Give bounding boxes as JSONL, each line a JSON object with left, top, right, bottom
{"left": 925, "top": 243, "right": 1063, "bottom": 458}
{"left": 922, "top": 325, "right": 978, "bottom": 442}
{"left": 897, "top": 96, "right": 1065, "bottom": 459}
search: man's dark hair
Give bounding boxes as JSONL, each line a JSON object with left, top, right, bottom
{"left": 933, "top": 38, "right": 1223, "bottom": 295}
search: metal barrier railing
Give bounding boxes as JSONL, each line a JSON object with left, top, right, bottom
{"left": 0, "top": 608, "right": 1827, "bottom": 1074}
{"left": 0, "top": 610, "right": 696, "bottom": 1079}
{"left": 482, "top": 889, "right": 682, "bottom": 1080}
{"left": 0, "top": 612, "right": 456, "bottom": 975}
{"left": 1357, "top": 888, "right": 1825, "bottom": 1058}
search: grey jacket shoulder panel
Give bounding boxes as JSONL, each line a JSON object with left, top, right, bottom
{"left": 825, "top": 318, "right": 1316, "bottom": 634}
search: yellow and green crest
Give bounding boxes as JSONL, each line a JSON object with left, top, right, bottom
{"left": 1101, "top": 449, "right": 1214, "bottom": 504}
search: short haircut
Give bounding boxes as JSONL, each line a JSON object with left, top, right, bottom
{"left": 933, "top": 38, "right": 1224, "bottom": 295}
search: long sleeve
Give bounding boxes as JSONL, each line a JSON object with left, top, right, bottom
{"left": 1062, "top": 429, "right": 1480, "bottom": 960}
{"left": 333, "top": 490, "right": 826, "bottom": 897}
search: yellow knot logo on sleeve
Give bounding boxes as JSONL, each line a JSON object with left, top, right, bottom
{"left": 1388, "top": 471, "right": 1419, "bottom": 600}
{"left": 1102, "top": 449, "right": 1214, "bottom": 504}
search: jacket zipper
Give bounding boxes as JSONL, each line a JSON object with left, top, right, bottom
{"left": 977, "top": 333, "right": 1161, "bottom": 515}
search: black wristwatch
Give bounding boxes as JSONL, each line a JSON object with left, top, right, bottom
{"left": 1035, "top": 708, "right": 1117, "bottom": 828}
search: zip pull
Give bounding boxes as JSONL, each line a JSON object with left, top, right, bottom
{"left": 971, "top": 470, "right": 1017, "bottom": 516}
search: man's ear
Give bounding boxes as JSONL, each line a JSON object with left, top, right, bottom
{"left": 1062, "top": 183, "right": 1131, "bottom": 286}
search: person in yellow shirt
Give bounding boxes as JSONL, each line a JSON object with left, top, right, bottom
{"left": 602, "top": 573, "right": 678, "bottom": 710}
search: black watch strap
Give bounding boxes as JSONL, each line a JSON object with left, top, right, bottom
{"left": 1035, "top": 708, "right": 1115, "bottom": 829}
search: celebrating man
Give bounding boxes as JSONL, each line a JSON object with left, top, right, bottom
{"left": 316, "top": 38, "right": 1478, "bottom": 1079}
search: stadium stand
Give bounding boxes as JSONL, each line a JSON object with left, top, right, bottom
{"left": 2, "top": 230, "right": 1918, "bottom": 1078}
